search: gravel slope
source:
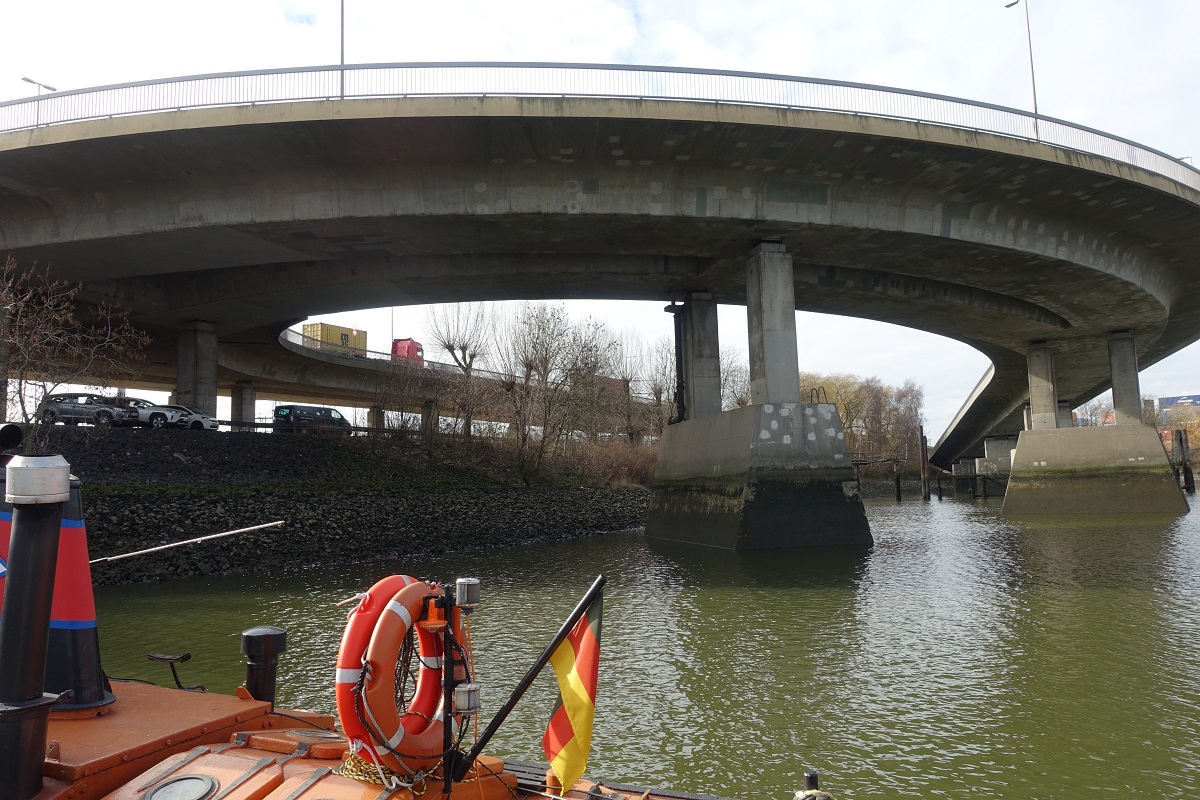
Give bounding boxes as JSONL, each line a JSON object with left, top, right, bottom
{"left": 34, "top": 427, "right": 649, "bottom": 584}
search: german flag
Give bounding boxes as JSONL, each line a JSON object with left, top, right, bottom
{"left": 542, "top": 591, "right": 603, "bottom": 791}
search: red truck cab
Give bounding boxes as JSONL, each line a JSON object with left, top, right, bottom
{"left": 391, "top": 338, "right": 425, "bottom": 366}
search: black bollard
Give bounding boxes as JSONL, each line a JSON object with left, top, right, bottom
{"left": 803, "top": 770, "right": 819, "bottom": 789}
{"left": 0, "top": 455, "right": 71, "bottom": 800}
{"left": 240, "top": 626, "right": 287, "bottom": 707}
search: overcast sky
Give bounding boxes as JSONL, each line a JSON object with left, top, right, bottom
{"left": 2, "top": 1, "right": 1197, "bottom": 435}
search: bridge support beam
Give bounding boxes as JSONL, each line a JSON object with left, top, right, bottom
{"left": 368, "top": 406, "right": 385, "bottom": 433}
{"left": 175, "top": 321, "right": 218, "bottom": 417}
{"left": 1109, "top": 330, "right": 1142, "bottom": 424}
{"left": 1004, "top": 332, "right": 1185, "bottom": 514}
{"left": 231, "top": 381, "right": 256, "bottom": 431}
{"left": 647, "top": 243, "right": 870, "bottom": 549}
{"left": 1057, "top": 401, "right": 1075, "bottom": 428}
{"left": 1027, "top": 341, "right": 1058, "bottom": 430}
{"left": 682, "top": 291, "right": 721, "bottom": 420}
{"left": 747, "top": 243, "right": 801, "bottom": 405}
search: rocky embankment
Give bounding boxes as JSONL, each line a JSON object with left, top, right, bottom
{"left": 37, "top": 427, "right": 649, "bottom": 585}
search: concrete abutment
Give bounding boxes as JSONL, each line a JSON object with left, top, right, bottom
{"left": 1002, "top": 424, "right": 1187, "bottom": 514}
{"left": 647, "top": 403, "right": 871, "bottom": 548}
{"left": 1003, "top": 332, "right": 1184, "bottom": 514}
{"left": 649, "top": 242, "right": 870, "bottom": 549}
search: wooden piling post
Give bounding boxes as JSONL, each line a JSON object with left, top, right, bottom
{"left": 919, "top": 427, "right": 930, "bottom": 501}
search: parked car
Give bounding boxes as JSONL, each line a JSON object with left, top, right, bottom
{"left": 273, "top": 404, "right": 353, "bottom": 434}
{"left": 37, "top": 393, "right": 136, "bottom": 427}
{"left": 115, "top": 397, "right": 188, "bottom": 429}
{"left": 164, "top": 405, "right": 220, "bottom": 431}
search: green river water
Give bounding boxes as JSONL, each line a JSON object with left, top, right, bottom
{"left": 92, "top": 497, "right": 1200, "bottom": 799}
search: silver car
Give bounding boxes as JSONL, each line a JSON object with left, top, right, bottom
{"left": 37, "top": 393, "right": 136, "bottom": 426}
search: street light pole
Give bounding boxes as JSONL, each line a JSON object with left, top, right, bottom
{"left": 21, "top": 77, "right": 57, "bottom": 128}
{"left": 339, "top": 0, "right": 345, "bottom": 99}
{"left": 1005, "top": 0, "right": 1039, "bottom": 141}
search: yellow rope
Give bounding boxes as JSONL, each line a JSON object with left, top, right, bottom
{"left": 337, "top": 751, "right": 402, "bottom": 786}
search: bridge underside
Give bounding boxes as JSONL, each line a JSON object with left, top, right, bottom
{"left": 1, "top": 95, "right": 1199, "bottom": 487}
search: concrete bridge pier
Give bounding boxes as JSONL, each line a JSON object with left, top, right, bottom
{"left": 174, "top": 321, "right": 218, "bottom": 417}
{"left": 1003, "top": 333, "right": 1187, "bottom": 514}
{"left": 647, "top": 243, "right": 871, "bottom": 549}
{"left": 681, "top": 291, "right": 722, "bottom": 420}
{"left": 231, "top": 381, "right": 256, "bottom": 431}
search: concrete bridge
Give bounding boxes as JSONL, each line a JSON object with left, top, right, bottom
{"left": 2, "top": 63, "right": 1198, "bottom": 542}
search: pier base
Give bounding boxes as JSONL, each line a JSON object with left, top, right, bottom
{"left": 1002, "top": 424, "right": 1187, "bottom": 514}
{"left": 647, "top": 403, "right": 871, "bottom": 548}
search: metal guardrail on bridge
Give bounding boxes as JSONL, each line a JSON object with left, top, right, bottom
{"left": 279, "top": 327, "right": 510, "bottom": 381}
{"left": 279, "top": 327, "right": 662, "bottom": 401}
{"left": 1, "top": 62, "right": 1196, "bottom": 193}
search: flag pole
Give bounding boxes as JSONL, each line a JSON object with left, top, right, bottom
{"left": 453, "top": 573, "right": 606, "bottom": 782}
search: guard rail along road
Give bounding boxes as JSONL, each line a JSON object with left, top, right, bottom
{"left": 1, "top": 62, "right": 1196, "bottom": 191}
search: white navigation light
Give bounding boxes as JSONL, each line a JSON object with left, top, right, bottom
{"left": 456, "top": 577, "right": 480, "bottom": 609}
{"left": 454, "top": 682, "right": 481, "bottom": 714}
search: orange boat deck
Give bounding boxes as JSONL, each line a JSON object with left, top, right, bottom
{"left": 34, "top": 681, "right": 740, "bottom": 800}
{"left": 35, "top": 680, "right": 333, "bottom": 800}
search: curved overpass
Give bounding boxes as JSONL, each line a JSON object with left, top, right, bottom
{"left": 1, "top": 64, "right": 1198, "bottom": 464}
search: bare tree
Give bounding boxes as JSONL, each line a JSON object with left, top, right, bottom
{"left": 494, "top": 303, "right": 620, "bottom": 484}
{"left": 1075, "top": 397, "right": 1112, "bottom": 427}
{"left": 563, "top": 320, "right": 619, "bottom": 440}
{"left": 425, "top": 303, "right": 493, "bottom": 440}
{"left": 613, "top": 331, "right": 649, "bottom": 444}
{"left": 1, "top": 257, "right": 151, "bottom": 436}
{"left": 719, "top": 346, "right": 751, "bottom": 410}
{"left": 645, "top": 335, "right": 677, "bottom": 435}
{"left": 370, "top": 357, "right": 437, "bottom": 440}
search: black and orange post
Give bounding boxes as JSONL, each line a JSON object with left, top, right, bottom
{"left": 0, "top": 473, "right": 113, "bottom": 713}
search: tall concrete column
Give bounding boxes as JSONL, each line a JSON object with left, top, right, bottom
{"left": 682, "top": 291, "right": 722, "bottom": 419}
{"left": 746, "top": 242, "right": 800, "bottom": 405}
{"left": 368, "top": 405, "right": 385, "bottom": 434}
{"left": 230, "top": 381, "right": 256, "bottom": 431}
{"left": 1108, "top": 330, "right": 1142, "bottom": 425}
{"left": 1026, "top": 341, "right": 1058, "bottom": 430}
{"left": 175, "top": 321, "right": 218, "bottom": 417}
{"left": 1057, "top": 402, "right": 1075, "bottom": 428}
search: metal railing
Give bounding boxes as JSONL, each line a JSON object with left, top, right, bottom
{"left": 279, "top": 327, "right": 510, "bottom": 380}
{"left": 1, "top": 62, "right": 1196, "bottom": 193}
{"left": 280, "top": 327, "right": 660, "bottom": 402}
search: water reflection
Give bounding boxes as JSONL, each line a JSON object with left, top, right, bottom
{"left": 92, "top": 500, "right": 1200, "bottom": 800}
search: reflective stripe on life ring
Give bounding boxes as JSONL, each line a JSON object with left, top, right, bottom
{"left": 334, "top": 573, "right": 423, "bottom": 770}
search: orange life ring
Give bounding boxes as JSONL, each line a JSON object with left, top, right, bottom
{"left": 335, "top": 574, "right": 423, "bottom": 770}
{"left": 335, "top": 574, "right": 467, "bottom": 777}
